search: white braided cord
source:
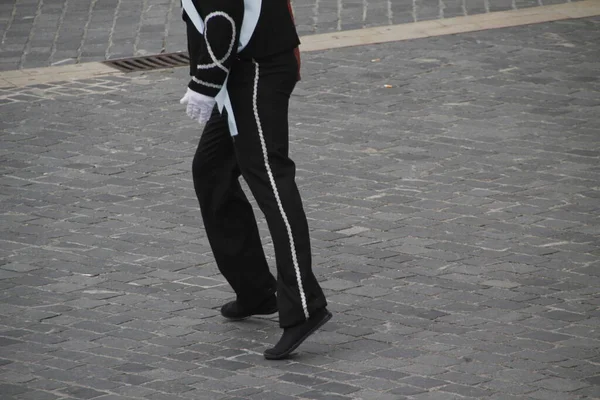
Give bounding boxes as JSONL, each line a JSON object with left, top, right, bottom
{"left": 198, "top": 11, "right": 236, "bottom": 73}
{"left": 251, "top": 60, "right": 310, "bottom": 320}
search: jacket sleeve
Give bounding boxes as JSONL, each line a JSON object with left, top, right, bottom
{"left": 185, "top": 0, "right": 243, "bottom": 97}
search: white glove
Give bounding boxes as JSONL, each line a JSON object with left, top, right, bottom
{"left": 180, "top": 88, "right": 216, "bottom": 124}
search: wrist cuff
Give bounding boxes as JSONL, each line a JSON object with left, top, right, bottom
{"left": 188, "top": 78, "right": 221, "bottom": 98}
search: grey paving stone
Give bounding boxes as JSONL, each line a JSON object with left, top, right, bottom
{"left": 399, "top": 376, "right": 448, "bottom": 389}
{"left": 299, "top": 390, "right": 353, "bottom": 399}
{"left": 58, "top": 386, "right": 108, "bottom": 399}
{"left": 312, "top": 381, "right": 361, "bottom": 395}
{"left": 0, "top": 383, "right": 31, "bottom": 396}
{"left": 440, "top": 383, "right": 496, "bottom": 397}
{"left": 361, "top": 368, "right": 409, "bottom": 381}
{"left": 2, "top": 12, "right": 600, "bottom": 400}
{"left": 533, "top": 377, "right": 591, "bottom": 393}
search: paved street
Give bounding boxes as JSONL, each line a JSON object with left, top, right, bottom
{"left": 0, "top": 0, "right": 582, "bottom": 70}
{"left": 1, "top": 1, "right": 600, "bottom": 399}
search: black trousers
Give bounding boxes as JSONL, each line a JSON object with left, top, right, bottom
{"left": 192, "top": 50, "right": 327, "bottom": 328}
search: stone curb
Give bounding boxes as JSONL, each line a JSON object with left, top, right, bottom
{"left": 300, "top": 0, "right": 600, "bottom": 51}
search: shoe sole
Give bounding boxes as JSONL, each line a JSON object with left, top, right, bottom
{"left": 264, "top": 310, "right": 332, "bottom": 360}
{"left": 222, "top": 306, "right": 278, "bottom": 321}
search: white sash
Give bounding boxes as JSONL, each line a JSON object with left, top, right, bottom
{"left": 182, "top": 0, "right": 262, "bottom": 136}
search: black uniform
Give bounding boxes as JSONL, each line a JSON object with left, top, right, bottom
{"left": 183, "top": 0, "right": 327, "bottom": 328}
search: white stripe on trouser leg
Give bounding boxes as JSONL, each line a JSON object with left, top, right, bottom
{"left": 251, "top": 60, "right": 310, "bottom": 320}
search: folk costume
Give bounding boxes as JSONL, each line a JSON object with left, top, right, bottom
{"left": 180, "top": 0, "right": 330, "bottom": 359}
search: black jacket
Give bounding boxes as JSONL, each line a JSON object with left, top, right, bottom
{"left": 184, "top": 0, "right": 301, "bottom": 97}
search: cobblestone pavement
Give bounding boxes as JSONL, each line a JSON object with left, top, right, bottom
{"left": 1, "top": 13, "right": 600, "bottom": 400}
{"left": 0, "top": 0, "right": 584, "bottom": 71}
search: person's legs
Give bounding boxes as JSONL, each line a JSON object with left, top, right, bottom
{"left": 227, "top": 52, "right": 328, "bottom": 330}
{"left": 192, "top": 108, "right": 277, "bottom": 310}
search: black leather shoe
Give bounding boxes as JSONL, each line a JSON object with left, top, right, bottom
{"left": 264, "top": 308, "right": 332, "bottom": 360}
{"left": 221, "top": 294, "right": 278, "bottom": 321}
